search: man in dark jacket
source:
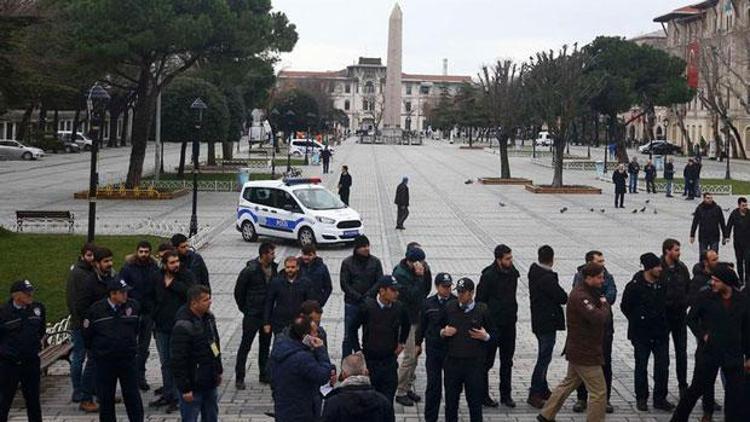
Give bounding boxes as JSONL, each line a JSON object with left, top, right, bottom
{"left": 119, "top": 240, "right": 159, "bottom": 391}
{"left": 394, "top": 176, "right": 410, "bottom": 230}
{"left": 690, "top": 193, "right": 727, "bottom": 254}
{"left": 171, "top": 233, "right": 210, "bottom": 290}
{"left": 320, "top": 145, "right": 332, "bottom": 174}
{"left": 150, "top": 250, "right": 196, "bottom": 412}
{"left": 338, "top": 165, "right": 352, "bottom": 205}
{"left": 406, "top": 241, "right": 434, "bottom": 298}
{"left": 271, "top": 314, "right": 333, "bottom": 422}
{"left": 83, "top": 278, "right": 143, "bottom": 422}
{"left": 527, "top": 245, "right": 568, "bottom": 409}
{"left": 476, "top": 244, "right": 519, "bottom": 408}
{"left": 0, "top": 280, "right": 46, "bottom": 422}
{"left": 298, "top": 245, "right": 333, "bottom": 307}
{"left": 690, "top": 250, "right": 719, "bottom": 305}
{"left": 416, "top": 273, "right": 456, "bottom": 422}
{"left": 340, "top": 235, "right": 384, "bottom": 357}
{"left": 628, "top": 156, "right": 640, "bottom": 193}
{"left": 538, "top": 263, "right": 610, "bottom": 422}
{"left": 612, "top": 164, "right": 627, "bottom": 208}
{"left": 664, "top": 157, "right": 675, "bottom": 197}
{"left": 322, "top": 352, "right": 395, "bottom": 422}
{"left": 725, "top": 197, "right": 750, "bottom": 285}
{"left": 621, "top": 253, "right": 674, "bottom": 412}
{"left": 65, "top": 242, "right": 96, "bottom": 406}
{"left": 234, "top": 242, "right": 277, "bottom": 388}
{"left": 171, "top": 285, "right": 222, "bottom": 422}
{"left": 660, "top": 239, "right": 691, "bottom": 398}
{"left": 671, "top": 263, "right": 750, "bottom": 422}
{"left": 263, "top": 256, "right": 314, "bottom": 335}
{"left": 644, "top": 159, "right": 657, "bottom": 193}
{"left": 393, "top": 247, "right": 426, "bottom": 406}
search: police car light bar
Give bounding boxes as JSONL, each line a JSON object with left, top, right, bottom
{"left": 284, "top": 177, "right": 322, "bottom": 186}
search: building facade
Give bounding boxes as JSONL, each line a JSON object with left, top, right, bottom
{"left": 277, "top": 57, "right": 472, "bottom": 132}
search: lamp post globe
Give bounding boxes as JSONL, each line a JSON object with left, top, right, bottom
{"left": 189, "top": 97, "right": 207, "bottom": 238}
{"left": 86, "top": 83, "right": 111, "bottom": 243}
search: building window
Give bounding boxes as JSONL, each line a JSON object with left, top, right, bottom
{"left": 406, "top": 84, "right": 412, "bottom": 95}
{"left": 419, "top": 85, "right": 430, "bottom": 95}
{"left": 405, "top": 102, "right": 412, "bottom": 112}
{"left": 345, "top": 83, "right": 351, "bottom": 94}
{"left": 344, "top": 100, "right": 350, "bottom": 111}
{"left": 364, "top": 81, "right": 375, "bottom": 94}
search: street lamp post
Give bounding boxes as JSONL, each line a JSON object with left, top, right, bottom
{"left": 86, "top": 83, "right": 110, "bottom": 243}
{"left": 285, "top": 110, "right": 295, "bottom": 173}
{"left": 189, "top": 98, "right": 207, "bottom": 238}
{"left": 305, "top": 112, "right": 316, "bottom": 166}
{"left": 270, "top": 108, "right": 280, "bottom": 179}
{"left": 725, "top": 126, "right": 731, "bottom": 180}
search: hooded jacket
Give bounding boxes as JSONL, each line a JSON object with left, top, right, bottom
{"left": 620, "top": 271, "right": 668, "bottom": 342}
{"left": 528, "top": 263, "right": 567, "bottom": 335}
{"left": 66, "top": 259, "right": 95, "bottom": 329}
{"left": 726, "top": 208, "right": 750, "bottom": 247}
{"left": 476, "top": 262, "right": 520, "bottom": 327}
{"left": 340, "top": 253, "right": 383, "bottom": 304}
{"left": 298, "top": 256, "right": 333, "bottom": 307}
{"left": 322, "top": 376, "right": 395, "bottom": 422}
{"left": 119, "top": 254, "right": 159, "bottom": 315}
{"left": 152, "top": 269, "right": 196, "bottom": 333}
{"left": 660, "top": 256, "right": 691, "bottom": 320}
{"left": 270, "top": 335, "right": 332, "bottom": 422}
{"left": 170, "top": 306, "right": 223, "bottom": 393}
{"left": 690, "top": 201, "right": 726, "bottom": 243}
{"left": 234, "top": 258, "right": 277, "bottom": 317}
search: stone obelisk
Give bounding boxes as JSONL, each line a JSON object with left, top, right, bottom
{"left": 382, "top": 3, "right": 403, "bottom": 143}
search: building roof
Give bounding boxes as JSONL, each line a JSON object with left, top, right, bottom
{"left": 630, "top": 30, "right": 667, "bottom": 41}
{"left": 278, "top": 70, "right": 347, "bottom": 79}
{"left": 402, "top": 73, "right": 472, "bottom": 83}
{"left": 653, "top": 0, "right": 718, "bottom": 23}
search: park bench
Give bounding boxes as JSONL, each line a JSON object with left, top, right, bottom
{"left": 40, "top": 315, "right": 73, "bottom": 375}
{"left": 16, "top": 210, "right": 75, "bottom": 233}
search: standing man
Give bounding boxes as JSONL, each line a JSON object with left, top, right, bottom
{"left": 477, "top": 244, "right": 520, "bottom": 408}
{"left": 0, "top": 280, "right": 46, "bottom": 422}
{"left": 65, "top": 243, "right": 97, "bottom": 407}
{"left": 416, "top": 273, "right": 456, "bottom": 422}
{"left": 338, "top": 165, "right": 352, "bottom": 205}
{"left": 440, "top": 278, "right": 495, "bottom": 422}
{"left": 527, "top": 246, "right": 568, "bottom": 409}
{"left": 684, "top": 158, "right": 696, "bottom": 199}
{"left": 352, "top": 276, "right": 410, "bottom": 403}
{"left": 537, "top": 263, "right": 610, "bottom": 422}
{"left": 263, "top": 256, "right": 314, "bottom": 335}
{"left": 320, "top": 145, "right": 332, "bottom": 174}
{"left": 628, "top": 156, "right": 641, "bottom": 193}
{"left": 670, "top": 263, "right": 750, "bottom": 422}
{"left": 612, "top": 164, "right": 627, "bottom": 209}
{"left": 171, "top": 234, "right": 210, "bottom": 289}
{"left": 340, "top": 235, "right": 384, "bottom": 358}
{"left": 234, "top": 242, "right": 277, "bottom": 388}
{"left": 394, "top": 177, "right": 410, "bottom": 230}
{"left": 690, "top": 192, "right": 727, "bottom": 254}
{"left": 725, "top": 197, "right": 750, "bottom": 285}
{"left": 664, "top": 157, "right": 675, "bottom": 197}
{"left": 690, "top": 250, "right": 719, "bottom": 305}
{"left": 119, "top": 240, "right": 159, "bottom": 391}
{"left": 393, "top": 247, "right": 426, "bottom": 406}
{"left": 644, "top": 159, "right": 657, "bottom": 193}
{"left": 620, "top": 253, "right": 674, "bottom": 412}
{"left": 298, "top": 245, "right": 333, "bottom": 307}
{"left": 571, "top": 250, "right": 617, "bottom": 413}
{"left": 83, "top": 278, "right": 144, "bottom": 422}
{"left": 660, "top": 239, "right": 691, "bottom": 398}
{"left": 171, "top": 286, "right": 222, "bottom": 422}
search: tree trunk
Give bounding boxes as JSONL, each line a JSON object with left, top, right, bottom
{"left": 71, "top": 106, "right": 81, "bottom": 144}
{"left": 108, "top": 105, "right": 121, "bottom": 148}
{"left": 120, "top": 108, "right": 130, "bottom": 147}
{"left": 37, "top": 102, "right": 47, "bottom": 134}
{"left": 551, "top": 139, "right": 565, "bottom": 187}
{"left": 178, "top": 141, "right": 187, "bottom": 177}
{"left": 496, "top": 131, "right": 511, "bottom": 179}
{"left": 19, "top": 103, "right": 33, "bottom": 142}
{"left": 728, "top": 121, "right": 747, "bottom": 159}
{"left": 222, "top": 141, "right": 233, "bottom": 160}
{"left": 125, "top": 79, "right": 158, "bottom": 188}
{"left": 468, "top": 128, "right": 473, "bottom": 148}
{"left": 207, "top": 142, "right": 216, "bottom": 166}
{"left": 613, "top": 116, "right": 629, "bottom": 163}
{"left": 53, "top": 109, "right": 59, "bottom": 139}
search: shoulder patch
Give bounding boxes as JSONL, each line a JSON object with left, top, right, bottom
{"left": 83, "top": 319, "right": 90, "bottom": 328}
{"left": 33, "top": 307, "right": 41, "bottom": 316}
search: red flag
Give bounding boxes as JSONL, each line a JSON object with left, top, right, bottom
{"left": 687, "top": 41, "right": 700, "bottom": 89}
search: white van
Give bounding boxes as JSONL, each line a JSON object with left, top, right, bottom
{"left": 289, "top": 139, "right": 332, "bottom": 157}
{"left": 535, "top": 131, "right": 553, "bottom": 147}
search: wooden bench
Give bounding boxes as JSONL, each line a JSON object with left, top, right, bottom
{"left": 40, "top": 316, "right": 73, "bottom": 375}
{"left": 16, "top": 210, "right": 75, "bottom": 233}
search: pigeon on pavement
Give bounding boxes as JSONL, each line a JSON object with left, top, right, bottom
{"left": 560, "top": 207, "right": 568, "bottom": 213}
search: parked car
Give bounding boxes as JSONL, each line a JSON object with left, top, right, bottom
{"left": 0, "top": 139, "right": 45, "bottom": 160}
{"left": 638, "top": 140, "right": 682, "bottom": 155}
{"left": 58, "top": 131, "right": 93, "bottom": 151}
{"left": 289, "top": 139, "right": 332, "bottom": 157}
{"left": 535, "top": 131, "right": 553, "bottom": 147}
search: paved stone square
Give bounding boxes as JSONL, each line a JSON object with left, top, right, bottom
{"left": 4, "top": 138, "right": 737, "bottom": 420}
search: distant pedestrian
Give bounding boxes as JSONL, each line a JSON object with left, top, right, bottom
{"left": 298, "top": 245, "right": 333, "bottom": 307}
{"left": 664, "top": 157, "right": 675, "bottom": 197}
{"left": 171, "top": 234, "right": 210, "bottom": 290}
{"left": 690, "top": 193, "right": 727, "bottom": 254}
{"left": 644, "top": 159, "right": 657, "bottom": 193}
{"left": 725, "top": 197, "right": 750, "bottom": 286}
{"left": 628, "top": 156, "right": 640, "bottom": 193}
{"left": 684, "top": 159, "right": 697, "bottom": 199}
{"left": 321, "top": 145, "right": 332, "bottom": 174}
{"left": 394, "top": 177, "right": 410, "bottom": 230}
{"left": 608, "top": 143, "right": 616, "bottom": 159}
{"left": 612, "top": 164, "right": 627, "bottom": 208}
{"left": 263, "top": 256, "right": 314, "bottom": 335}
{"left": 322, "top": 353, "right": 395, "bottom": 422}
{"left": 338, "top": 165, "right": 352, "bottom": 205}
{"left": 694, "top": 156, "right": 703, "bottom": 198}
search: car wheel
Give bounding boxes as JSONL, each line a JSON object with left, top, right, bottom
{"left": 84, "top": 145, "right": 91, "bottom": 151}
{"left": 241, "top": 221, "right": 258, "bottom": 242}
{"left": 65, "top": 146, "right": 72, "bottom": 153}
{"left": 292, "top": 151, "right": 302, "bottom": 157}
{"left": 21, "top": 151, "right": 32, "bottom": 160}
{"left": 297, "top": 226, "right": 316, "bottom": 247}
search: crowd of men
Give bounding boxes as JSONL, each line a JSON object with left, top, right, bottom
{"left": 611, "top": 156, "right": 705, "bottom": 207}
{"left": 4, "top": 206, "right": 750, "bottom": 422}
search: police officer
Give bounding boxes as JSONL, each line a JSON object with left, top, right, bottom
{"left": 440, "top": 278, "right": 494, "bottom": 422}
{"left": 416, "top": 273, "right": 456, "bottom": 422}
{"left": 83, "top": 278, "right": 144, "bottom": 422}
{"left": 0, "top": 280, "right": 45, "bottom": 422}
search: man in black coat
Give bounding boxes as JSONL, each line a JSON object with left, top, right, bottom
{"left": 660, "top": 239, "right": 692, "bottom": 398}
{"left": 725, "top": 197, "right": 750, "bottom": 285}
{"left": 476, "top": 244, "right": 520, "bottom": 408}
{"left": 612, "top": 164, "right": 627, "bottom": 208}
{"left": 298, "top": 244, "right": 333, "bottom": 307}
{"left": 644, "top": 159, "right": 657, "bottom": 193}
{"left": 322, "top": 353, "right": 395, "bottom": 422}
{"left": 263, "top": 256, "right": 314, "bottom": 335}
{"left": 234, "top": 242, "right": 277, "bottom": 388}
{"left": 171, "top": 234, "right": 210, "bottom": 290}
{"left": 394, "top": 176, "right": 410, "bottom": 230}
{"left": 664, "top": 157, "right": 675, "bottom": 197}
{"left": 527, "top": 246, "right": 568, "bottom": 409}
{"left": 320, "top": 145, "right": 332, "bottom": 174}
{"left": 671, "top": 263, "right": 750, "bottom": 422}
{"left": 171, "top": 285, "right": 222, "bottom": 422}
{"left": 684, "top": 158, "right": 697, "bottom": 199}
{"left": 690, "top": 193, "right": 727, "bottom": 254}
{"left": 338, "top": 165, "right": 352, "bottom": 205}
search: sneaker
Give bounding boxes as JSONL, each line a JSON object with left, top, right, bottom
{"left": 79, "top": 401, "right": 99, "bottom": 413}
{"left": 636, "top": 399, "right": 648, "bottom": 411}
{"left": 395, "top": 394, "right": 415, "bottom": 406}
{"left": 149, "top": 396, "right": 171, "bottom": 408}
{"left": 606, "top": 402, "right": 614, "bottom": 413}
{"left": 653, "top": 399, "right": 675, "bottom": 412}
{"left": 537, "top": 415, "right": 554, "bottom": 422}
{"left": 501, "top": 397, "right": 516, "bottom": 408}
{"left": 483, "top": 397, "right": 499, "bottom": 408}
{"left": 527, "top": 394, "right": 546, "bottom": 409}
{"left": 235, "top": 380, "right": 246, "bottom": 390}
{"left": 572, "top": 399, "right": 587, "bottom": 413}
{"left": 138, "top": 379, "right": 150, "bottom": 392}
{"left": 406, "top": 391, "right": 421, "bottom": 403}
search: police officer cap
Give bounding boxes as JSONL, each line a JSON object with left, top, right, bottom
{"left": 10, "top": 279, "right": 35, "bottom": 294}
{"left": 454, "top": 278, "right": 475, "bottom": 293}
{"left": 434, "top": 272, "right": 453, "bottom": 286}
{"left": 377, "top": 275, "right": 400, "bottom": 290}
{"left": 712, "top": 263, "right": 740, "bottom": 288}
{"left": 107, "top": 278, "right": 133, "bottom": 292}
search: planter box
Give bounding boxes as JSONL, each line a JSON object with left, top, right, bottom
{"left": 525, "top": 184, "right": 602, "bottom": 194}
{"left": 459, "top": 146, "right": 486, "bottom": 150}
{"left": 478, "top": 177, "right": 533, "bottom": 185}
{"left": 74, "top": 187, "right": 190, "bottom": 200}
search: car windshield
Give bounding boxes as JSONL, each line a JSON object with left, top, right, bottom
{"left": 293, "top": 188, "right": 346, "bottom": 210}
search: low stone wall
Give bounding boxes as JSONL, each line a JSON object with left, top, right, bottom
{"left": 525, "top": 184, "right": 602, "bottom": 194}
{"left": 478, "top": 177, "right": 533, "bottom": 185}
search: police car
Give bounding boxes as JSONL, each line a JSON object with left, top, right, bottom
{"left": 236, "top": 177, "right": 363, "bottom": 247}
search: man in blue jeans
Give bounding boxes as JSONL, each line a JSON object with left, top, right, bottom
{"left": 627, "top": 156, "right": 640, "bottom": 193}
{"left": 527, "top": 246, "right": 568, "bottom": 409}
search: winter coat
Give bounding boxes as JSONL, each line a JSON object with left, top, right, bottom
{"left": 322, "top": 376, "right": 395, "bottom": 422}
{"left": 180, "top": 250, "right": 210, "bottom": 290}
{"left": 83, "top": 298, "right": 140, "bottom": 360}
{"left": 416, "top": 294, "right": 456, "bottom": 353}
{"left": 263, "top": 272, "right": 314, "bottom": 330}
{"left": 270, "top": 336, "right": 333, "bottom": 422}
{"left": 234, "top": 258, "right": 277, "bottom": 317}
{"left": 0, "top": 300, "right": 46, "bottom": 362}
{"left": 338, "top": 173, "right": 352, "bottom": 192}
{"left": 152, "top": 269, "right": 196, "bottom": 333}
{"left": 627, "top": 161, "right": 640, "bottom": 175}
{"left": 320, "top": 149, "right": 332, "bottom": 161}
{"left": 119, "top": 254, "right": 159, "bottom": 315}
{"left": 660, "top": 257, "right": 691, "bottom": 321}
{"left": 298, "top": 256, "right": 333, "bottom": 307}
{"left": 644, "top": 163, "right": 656, "bottom": 181}
{"left": 392, "top": 259, "right": 425, "bottom": 323}
{"left": 565, "top": 282, "right": 609, "bottom": 366}
{"left": 726, "top": 209, "right": 750, "bottom": 247}
{"left": 620, "top": 271, "right": 668, "bottom": 342}
{"left": 572, "top": 265, "right": 616, "bottom": 334}
{"left": 73, "top": 269, "right": 115, "bottom": 331}
{"left": 664, "top": 162, "right": 675, "bottom": 180}
{"left": 66, "top": 259, "right": 95, "bottom": 329}
{"left": 688, "top": 289, "right": 750, "bottom": 367}
{"left": 612, "top": 170, "right": 627, "bottom": 193}
{"left": 339, "top": 254, "right": 383, "bottom": 304}
{"left": 476, "top": 262, "right": 520, "bottom": 327}
{"left": 684, "top": 163, "right": 697, "bottom": 182}
{"left": 170, "top": 306, "right": 223, "bottom": 393}
{"left": 394, "top": 182, "right": 409, "bottom": 207}
{"left": 690, "top": 201, "right": 726, "bottom": 243}
{"left": 528, "top": 263, "right": 567, "bottom": 335}
{"left": 689, "top": 263, "right": 712, "bottom": 307}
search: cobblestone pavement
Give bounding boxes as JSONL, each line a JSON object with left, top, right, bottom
{"left": 8, "top": 138, "right": 732, "bottom": 421}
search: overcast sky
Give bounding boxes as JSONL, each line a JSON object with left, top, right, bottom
{"left": 271, "top": 0, "right": 690, "bottom": 77}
